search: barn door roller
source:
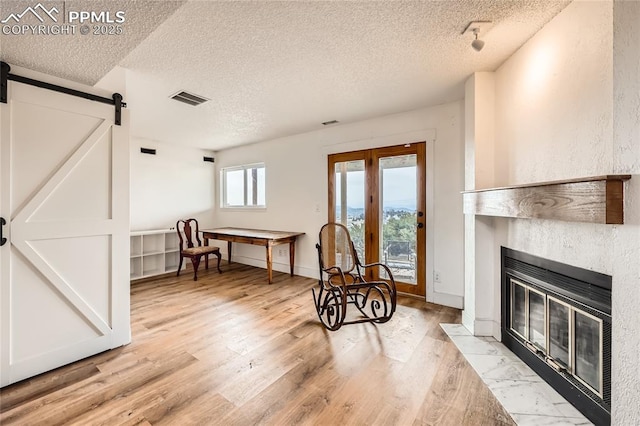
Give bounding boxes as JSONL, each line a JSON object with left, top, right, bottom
{"left": 0, "top": 218, "right": 7, "bottom": 247}
{"left": 0, "top": 61, "right": 126, "bottom": 125}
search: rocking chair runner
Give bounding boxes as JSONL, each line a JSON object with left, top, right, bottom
{"left": 313, "top": 223, "right": 397, "bottom": 331}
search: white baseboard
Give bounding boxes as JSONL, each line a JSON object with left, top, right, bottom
{"left": 462, "top": 309, "right": 475, "bottom": 333}
{"left": 472, "top": 319, "right": 497, "bottom": 336}
{"left": 433, "top": 291, "right": 463, "bottom": 309}
{"left": 223, "top": 255, "right": 464, "bottom": 312}
{"left": 461, "top": 311, "right": 499, "bottom": 337}
{"left": 227, "top": 254, "right": 318, "bottom": 280}
{"left": 492, "top": 321, "right": 502, "bottom": 341}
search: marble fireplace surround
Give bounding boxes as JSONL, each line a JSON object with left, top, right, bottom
{"left": 442, "top": 324, "right": 592, "bottom": 425}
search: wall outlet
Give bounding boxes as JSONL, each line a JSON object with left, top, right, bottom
{"left": 277, "top": 248, "right": 286, "bottom": 257}
{"left": 434, "top": 271, "right": 441, "bottom": 283}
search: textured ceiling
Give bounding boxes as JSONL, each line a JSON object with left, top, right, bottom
{"left": 1, "top": 0, "right": 571, "bottom": 150}
{"left": 0, "top": 0, "right": 185, "bottom": 85}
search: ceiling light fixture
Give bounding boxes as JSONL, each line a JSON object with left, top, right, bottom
{"left": 462, "top": 21, "right": 493, "bottom": 53}
{"left": 471, "top": 29, "right": 485, "bottom": 52}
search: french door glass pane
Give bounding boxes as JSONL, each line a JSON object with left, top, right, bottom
{"left": 528, "top": 290, "right": 546, "bottom": 350}
{"left": 379, "top": 154, "right": 417, "bottom": 284}
{"left": 511, "top": 281, "right": 526, "bottom": 338}
{"left": 548, "top": 299, "right": 570, "bottom": 368}
{"left": 334, "top": 160, "right": 365, "bottom": 262}
{"left": 575, "top": 311, "right": 602, "bottom": 393}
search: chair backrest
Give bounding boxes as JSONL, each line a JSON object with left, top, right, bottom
{"left": 317, "top": 223, "right": 358, "bottom": 274}
{"left": 176, "top": 218, "right": 203, "bottom": 251}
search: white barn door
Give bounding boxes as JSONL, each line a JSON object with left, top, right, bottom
{"left": 0, "top": 78, "right": 130, "bottom": 387}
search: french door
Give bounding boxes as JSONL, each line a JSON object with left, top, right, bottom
{"left": 0, "top": 77, "right": 130, "bottom": 386}
{"left": 328, "top": 143, "right": 426, "bottom": 296}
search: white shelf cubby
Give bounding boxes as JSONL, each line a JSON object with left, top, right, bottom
{"left": 130, "top": 229, "right": 185, "bottom": 280}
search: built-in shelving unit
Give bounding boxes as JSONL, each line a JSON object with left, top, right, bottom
{"left": 462, "top": 175, "right": 631, "bottom": 224}
{"left": 130, "top": 229, "right": 184, "bottom": 280}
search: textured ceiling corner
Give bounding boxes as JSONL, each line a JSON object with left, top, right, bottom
{"left": 0, "top": 0, "right": 187, "bottom": 85}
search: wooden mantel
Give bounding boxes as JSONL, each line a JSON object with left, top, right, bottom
{"left": 462, "top": 175, "right": 631, "bottom": 224}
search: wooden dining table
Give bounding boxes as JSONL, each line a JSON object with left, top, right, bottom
{"left": 200, "top": 227, "right": 305, "bottom": 284}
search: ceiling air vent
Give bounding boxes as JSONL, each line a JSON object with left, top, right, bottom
{"left": 170, "top": 91, "right": 209, "bottom": 106}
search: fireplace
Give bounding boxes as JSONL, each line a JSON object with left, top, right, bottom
{"left": 501, "top": 247, "right": 611, "bottom": 426}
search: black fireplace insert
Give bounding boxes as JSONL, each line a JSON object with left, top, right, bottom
{"left": 501, "top": 247, "right": 611, "bottom": 426}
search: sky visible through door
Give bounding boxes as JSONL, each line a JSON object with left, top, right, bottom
{"left": 335, "top": 167, "right": 417, "bottom": 211}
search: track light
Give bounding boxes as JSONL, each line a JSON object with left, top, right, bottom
{"left": 462, "top": 21, "right": 492, "bottom": 53}
{"left": 471, "top": 29, "right": 485, "bottom": 52}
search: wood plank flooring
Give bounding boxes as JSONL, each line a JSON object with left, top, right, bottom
{"left": 0, "top": 263, "right": 515, "bottom": 425}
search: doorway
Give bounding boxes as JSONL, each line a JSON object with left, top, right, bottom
{"left": 328, "top": 142, "right": 426, "bottom": 296}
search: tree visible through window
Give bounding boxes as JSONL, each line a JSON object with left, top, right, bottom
{"left": 221, "top": 163, "right": 265, "bottom": 208}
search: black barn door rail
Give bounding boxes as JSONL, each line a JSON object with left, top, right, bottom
{"left": 0, "top": 61, "right": 126, "bottom": 125}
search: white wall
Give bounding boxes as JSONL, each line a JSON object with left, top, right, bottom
{"left": 494, "top": 2, "right": 614, "bottom": 286}
{"left": 611, "top": 0, "right": 640, "bottom": 423}
{"left": 130, "top": 137, "right": 216, "bottom": 231}
{"left": 467, "top": 0, "right": 640, "bottom": 422}
{"left": 214, "top": 102, "right": 465, "bottom": 307}
{"left": 463, "top": 73, "right": 504, "bottom": 336}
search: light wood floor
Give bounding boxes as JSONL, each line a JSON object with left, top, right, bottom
{"left": 0, "top": 263, "right": 514, "bottom": 425}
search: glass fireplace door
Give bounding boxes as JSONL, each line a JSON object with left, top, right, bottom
{"left": 548, "top": 297, "right": 571, "bottom": 369}
{"left": 574, "top": 311, "right": 603, "bottom": 396}
{"left": 509, "top": 279, "right": 604, "bottom": 397}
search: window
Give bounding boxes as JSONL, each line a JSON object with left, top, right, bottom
{"left": 221, "top": 163, "right": 266, "bottom": 208}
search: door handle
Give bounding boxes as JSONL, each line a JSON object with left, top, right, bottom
{"left": 0, "top": 217, "right": 6, "bottom": 246}
{"left": 417, "top": 222, "right": 424, "bottom": 229}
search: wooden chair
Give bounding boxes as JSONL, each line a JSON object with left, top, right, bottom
{"left": 313, "top": 222, "right": 397, "bottom": 331}
{"left": 176, "top": 219, "right": 222, "bottom": 281}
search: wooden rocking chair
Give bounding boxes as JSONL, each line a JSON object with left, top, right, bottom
{"left": 313, "top": 222, "right": 397, "bottom": 331}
